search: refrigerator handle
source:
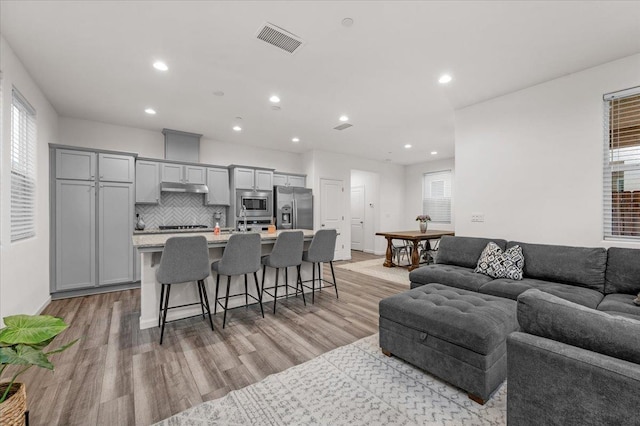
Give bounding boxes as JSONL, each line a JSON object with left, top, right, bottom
{"left": 293, "top": 199, "right": 297, "bottom": 229}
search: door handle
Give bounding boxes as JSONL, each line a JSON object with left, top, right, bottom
{"left": 321, "top": 224, "right": 325, "bottom": 227}
{"left": 360, "top": 221, "right": 363, "bottom": 224}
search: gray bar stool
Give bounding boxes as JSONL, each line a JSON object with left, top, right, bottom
{"left": 261, "top": 231, "right": 306, "bottom": 314}
{"left": 156, "top": 235, "right": 213, "bottom": 345}
{"left": 301, "top": 229, "right": 338, "bottom": 303}
{"left": 211, "top": 233, "right": 263, "bottom": 328}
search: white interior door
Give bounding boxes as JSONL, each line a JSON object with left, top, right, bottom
{"left": 350, "top": 185, "right": 365, "bottom": 251}
{"left": 320, "top": 178, "right": 346, "bottom": 260}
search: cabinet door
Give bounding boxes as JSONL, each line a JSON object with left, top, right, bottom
{"left": 161, "top": 163, "right": 184, "bottom": 183}
{"left": 206, "top": 168, "right": 230, "bottom": 205}
{"left": 99, "top": 153, "right": 134, "bottom": 182}
{"left": 56, "top": 149, "right": 96, "bottom": 180}
{"left": 255, "top": 170, "right": 273, "bottom": 190}
{"left": 273, "top": 173, "right": 287, "bottom": 187}
{"left": 135, "top": 161, "right": 160, "bottom": 203}
{"left": 99, "top": 182, "right": 134, "bottom": 285}
{"left": 185, "top": 165, "right": 206, "bottom": 184}
{"left": 55, "top": 180, "right": 96, "bottom": 290}
{"left": 288, "top": 175, "right": 306, "bottom": 188}
{"left": 234, "top": 168, "right": 255, "bottom": 190}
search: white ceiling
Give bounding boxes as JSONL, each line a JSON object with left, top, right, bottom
{"left": 2, "top": 1, "right": 640, "bottom": 165}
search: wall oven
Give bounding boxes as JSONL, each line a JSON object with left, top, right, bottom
{"left": 236, "top": 190, "right": 273, "bottom": 218}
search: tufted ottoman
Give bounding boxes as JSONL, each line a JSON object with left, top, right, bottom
{"left": 379, "top": 283, "right": 518, "bottom": 404}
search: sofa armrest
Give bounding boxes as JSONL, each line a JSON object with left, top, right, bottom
{"left": 507, "top": 332, "right": 640, "bottom": 426}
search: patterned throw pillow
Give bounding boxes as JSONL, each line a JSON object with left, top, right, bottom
{"left": 474, "top": 242, "right": 525, "bottom": 280}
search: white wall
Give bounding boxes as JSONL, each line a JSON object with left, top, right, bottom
{"left": 351, "top": 170, "right": 380, "bottom": 254}
{"left": 404, "top": 158, "right": 455, "bottom": 232}
{"left": 0, "top": 35, "right": 59, "bottom": 324}
{"left": 59, "top": 116, "right": 304, "bottom": 173}
{"left": 455, "top": 53, "right": 640, "bottom": 248}
{"left": 305, "top": 150, "right": 404, "bottom": 257}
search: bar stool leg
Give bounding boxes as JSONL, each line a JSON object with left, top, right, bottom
{"left": 297, "top": 265, "right": 306, "bottom": 306}
{"left": 254, "top": 272, "right": 264, "bottom": 318}
{"left": 330, "top": 261, "right": 339, "bottom": 299}
{"left": 318, "top": 263, "right": 322, "bottom": 292}
{"left": 197, "top": 280, "right": 205, "bottom": 319}
{"left": 244, "top": 274, "right": 249, "bottom": 309}
{"left": 261, "top": 265, "right": 267, "bottom": 300}
{"left": 273, "top": 268, "right": 279, "bottom": 314}
{"left": 200, "top": 280, "right": 214, "bottom": 331}
{"left": 160, "top": 284, "right": 171, "bottom": 345}
{"left": 285, "top": 267, "right": 289, "bottom": 298}
{"left": 158, "top": 283, "right": 166, "bottom": 327}
{"left": 223, "top": 276, "right": 231, "bottom": 329}
{"left": 214, "top": 275, "right": 220, "bottom": 315}
{"left": 311, "top": 263, "right": 316, "bottom": 304}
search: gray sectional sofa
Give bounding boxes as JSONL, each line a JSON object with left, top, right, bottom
{"left": 409, "top": 236, "right": 640, "bottom": 320}
{"left": 395, "top": 235, "right": 640, "bottom": 421}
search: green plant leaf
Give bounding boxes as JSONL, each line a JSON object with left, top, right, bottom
{"left": 0, "top": 315, "right": 68, "bottom": 345}
{"left": 45, "top": 338, "right": 79, "bottom": 355}
{"left": 0, "top": 344, "right": 53, "bottom": 370}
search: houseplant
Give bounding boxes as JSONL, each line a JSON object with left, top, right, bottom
{"left": 416, "top": 214, "right": 432, "bottom": 233}
{"left": 0, "top": 315, "right": 77, "bottom": 425}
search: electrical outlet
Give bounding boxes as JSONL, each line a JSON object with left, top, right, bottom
{"left": 471, "top": 213, "right": 485, "bottom": 223}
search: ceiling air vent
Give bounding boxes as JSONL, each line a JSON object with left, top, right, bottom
{"left": 334, "top": 123, "right": 353, "bottom": 131}
{"left": 256, "top": 23, "right": 304, "bottom": 54}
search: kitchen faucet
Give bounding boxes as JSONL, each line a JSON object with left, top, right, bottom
{"left": 241, "top": 205, "right": 247, "bottom": 232}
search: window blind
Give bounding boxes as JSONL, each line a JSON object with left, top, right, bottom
{"left": 603, "top": 86, "right": 640, "bottom": 240}
{"left": 423, "top": 170, "right": 452, "bottom": 223}
{"left": 11, "top": 88, "right": 37, "bottom": 242}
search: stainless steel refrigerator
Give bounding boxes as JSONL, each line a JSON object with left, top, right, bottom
{"left": 274, "top": 186, "right": 313, "bottom": 230}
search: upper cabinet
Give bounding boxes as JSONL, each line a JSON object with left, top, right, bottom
{"left": 233, "top": 167, "right": 273, "bottom": 191}
{"left": 56, "top": 149, "right": 96, "bottom": 180}
{"left": 135, "top": 160, "right": 160, "bottom": 204}
{"left": 206, "top": 168, "right": 230, "bottom": 205}
{"left": 161, "top": 163, "right": 206, "bottom": 184}
{"left": 273, "top": 172, "right": 306, "bottom": 188}
{"left": 99, "top": 153, "right": 134, "bottom": 182}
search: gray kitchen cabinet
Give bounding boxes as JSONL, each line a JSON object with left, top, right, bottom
{"left": 99, "top": 182, "right": 134, "bottom": 285}
{"left": 55, "top": 179, "right": 96, "bottom": 290}
{"left": 99, "top": 153, "right": 134, "bottom": 182}
{"left": 206, "top": 167, "right": 230, "bottom": 205}
{"left": 161, "top": 162, "right": 206, "bottom": 184}
{"left": 135, "top": 160, "right": 160, "bottom": 203}
{"left": 56, "top": 149, "right": 96, "bottom": 180}
{"left": 233, "top": 167, "right": 273, "bottom": 190}
{"left": 273, "top": 173, "right": 306, "bottom": 188}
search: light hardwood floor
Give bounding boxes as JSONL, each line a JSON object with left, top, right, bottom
{"left": 4, "top": 251, "right": 409, "bottom": 425}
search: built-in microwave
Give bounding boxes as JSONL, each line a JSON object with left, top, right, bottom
{"left": 236, "top": 190, "right": 273, "bottom": 218}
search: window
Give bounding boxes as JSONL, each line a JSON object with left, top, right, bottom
{"left": 10, "top": 88, "right": 37, "bottom": 242}
{"left": 603, "top": 87, "right": 640, "bottom": 240}
{"left": 423, "top": 170, "right": 452, "bottom": 223}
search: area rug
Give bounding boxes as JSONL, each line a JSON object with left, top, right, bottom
{"left": 156, "top": 334, "right": 507, "bottom": 425}
{"left": 335, "top": 259, "right": 411, "bottom": 286}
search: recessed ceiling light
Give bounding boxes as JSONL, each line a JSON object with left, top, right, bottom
{"left": 342, "top": 18, "right": 354, "bottom": 27}
{"left": 404, "top": 144, "right": 412, "bottom": 149}
{"left": 269, "top": 95, "right": 280, "bottom": 103}
{"left": 144, "top": 108, "right": 156, "bottom": 115}
{"left": 153, "top": 61, "right": 168, "bottom": 71}
{"left": 233, "top": 125, "right": 242, "bottom": 132}
{"left": 438, "top": 74, "right": 452, "bottom": 84}
{"left": 431, "top": 151, "right": 438, "bottom": 155}
{"left": 213, "top": 90, "right": 225, "bottom": 97}
{"left": 339, "top": 115, "right": 349, "bottom": 122}
{"left": 292, "top": 137, "right": 300, "bottom": 142}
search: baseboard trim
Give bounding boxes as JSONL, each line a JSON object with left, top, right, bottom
{"left": 51, "top": 281, "right": 141, "bottom": 300}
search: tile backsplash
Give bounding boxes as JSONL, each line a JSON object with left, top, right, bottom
{"left": 135, "top": 192, "right": 227, "bottom": 229}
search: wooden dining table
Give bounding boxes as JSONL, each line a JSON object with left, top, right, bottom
{"left": 375, "top": 230, "right": 455, "bottom": 271}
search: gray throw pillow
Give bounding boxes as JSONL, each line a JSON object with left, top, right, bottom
{"left": 475, "top": 242, "right": 525, "bottom": 280}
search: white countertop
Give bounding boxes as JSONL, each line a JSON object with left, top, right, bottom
{"left": 132, "top": 229, "right": 315, "bottom": 251}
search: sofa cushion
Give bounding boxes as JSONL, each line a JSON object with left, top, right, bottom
{"left": 409, "top": 264, "right": 494, "bottom": 292}
{"left": 517, "top": 289, "right": 640, "bottom": 365}
{"left": 379, "top": 283, "right": 518, "bottom": 355}
{"left": 597, "top": 293, "right": 640, "bottom": 320}
{"left": 507, "top": 241, "right": 606, "bottom": 292}
{"left": 605, "top": 247, "right": 640, "bottom": 294}
{"left": 479, "top": 278, "right": 604, "bottom": 308}
{"left": 436, "top": 236, "right": 507, "bottom": 269}
{"left": 475, "top": 242, "right": 524, "bottom": 280}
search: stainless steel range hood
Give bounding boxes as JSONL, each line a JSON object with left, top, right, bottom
{"left": 161, "top": 182, "right": 209, "bottom": 193}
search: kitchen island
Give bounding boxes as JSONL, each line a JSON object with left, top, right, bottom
{"left": 132, "top": 229, "right": 316, "bottom": 330}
